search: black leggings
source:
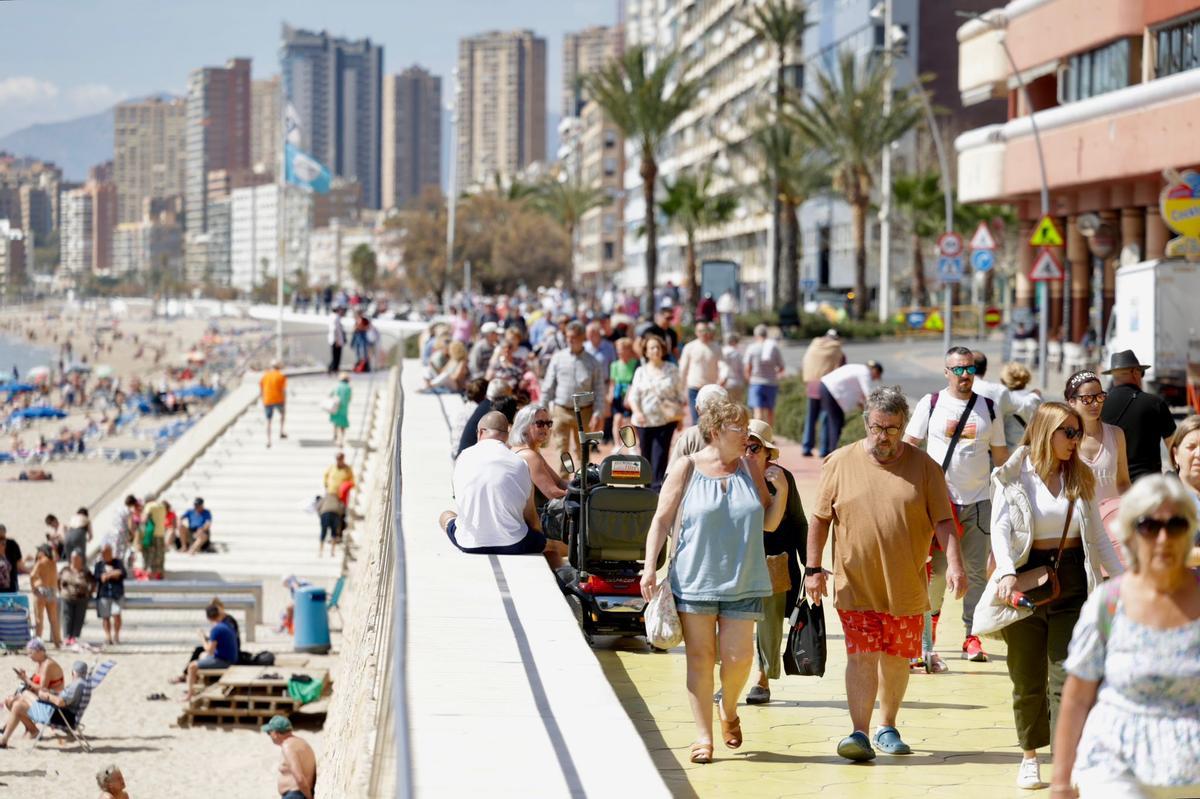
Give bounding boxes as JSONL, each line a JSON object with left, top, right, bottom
{"left": 320, "top": 511, "right": 344, "bottom": 542}
{"left": 637, "top": 423, "right": 676, "bottom": 491}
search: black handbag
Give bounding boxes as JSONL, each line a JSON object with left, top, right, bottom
{"left": 783, "top": 598, "right": 827, "bottom": 677}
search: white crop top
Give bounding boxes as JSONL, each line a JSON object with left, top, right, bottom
{"left": 1020, "top": 460, "right": 1082, "bottom": 542}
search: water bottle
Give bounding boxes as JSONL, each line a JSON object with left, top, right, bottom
{"left": 1007, "top": 590, "right": 1035, "bottom": 610}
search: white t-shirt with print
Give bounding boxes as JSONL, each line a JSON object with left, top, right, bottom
{"left": 905, "top": 390, "right": 1005, "bottom": 505}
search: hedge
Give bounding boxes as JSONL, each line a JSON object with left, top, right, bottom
{"left": 774, "top": 376, "right": 866, "bottom": 448}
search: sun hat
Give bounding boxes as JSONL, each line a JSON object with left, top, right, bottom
{"left": 261, "top": 715, "right": 293, "bottom": 734}
{"left": 748, "top": 420, "right": 780, "bottom": 460}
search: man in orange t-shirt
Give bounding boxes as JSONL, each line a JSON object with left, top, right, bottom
{"left": 260, "top": 361, "right": 288, "bottom": 447}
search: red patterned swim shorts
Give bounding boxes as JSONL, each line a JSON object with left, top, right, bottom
{"left": 837, "top": 610, "right": 924, "bottom": 659}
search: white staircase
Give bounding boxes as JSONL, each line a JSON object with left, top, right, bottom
{"left": 161, "top": 373, "right": 376, "bottom": 583}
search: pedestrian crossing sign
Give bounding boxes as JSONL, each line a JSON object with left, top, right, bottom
{"left": 1029, "top": 216, "right": 1064, "bottom": 247}
{"left": 1029, "top": 247, "right": 1064, "bottom": 281}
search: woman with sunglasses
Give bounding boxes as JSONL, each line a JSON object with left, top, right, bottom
{"left": 1065, "top": 370, "right": 1131, "bottom": 506}
{"left": 973, "top": 402, "right": 1124, "bottom": 790}
{"left": 508, "top": 403, "right": 567, "bottom": 512}
{"left": 1051, "top": 475, "right": 1200, "bottom": 798}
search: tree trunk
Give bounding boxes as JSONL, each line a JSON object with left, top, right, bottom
{"left": 851, "top": 200, "right": 868, "bottom": 319}
{"left": 685, "top": 231, "right": 697, "bottom": 316}
{"left": 641, "top": 152, "right": 658, "bottom": 315}
{"left": 782, "top": 199, "right": 800, "bottom": 309}
{"left": 565, "top": 221, "right": 576, "bottom": 293}
{"left": 910, "top": 232, "right": 927, "bottom": 306}
{"left": 770, "top": 56, "right": 786, "bottom": 311}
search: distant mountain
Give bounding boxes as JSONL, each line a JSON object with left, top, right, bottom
{"left": 0, "top": 93, "right": 177, "bottom": 182}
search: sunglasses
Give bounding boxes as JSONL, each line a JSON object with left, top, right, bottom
{"left": 1134, "top": 515, "right": 1192, "bottom": 538}
{"left": 533, "top": 419, "right": 553, "bottom": 429}
{"left": 1057, "top": 426, "right": 1083, "bottom": 440}
{"left": 1072, "top": 392, "right": 1107, "bottom": 406}
{"left": 746, "top": 442, "right": 762, "bottom": 454}
{"left": 948, "top": 365, "right": 977, "bottom": 376}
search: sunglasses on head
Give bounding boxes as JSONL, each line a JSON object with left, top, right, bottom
{"left": 948, "top": 365, "right": 977, "bottom": 376}
{"left": 533, "top": 419, "right": 553, "bottom": 428}
{"left": 1134, "top": 515, "right": 1192, "bottom": 538}
{"left": 1057, "top": 426, "right": 1083, "bottom": 440}
{"left": 1072, "top": 392, "right": 1107, "bottom": 406}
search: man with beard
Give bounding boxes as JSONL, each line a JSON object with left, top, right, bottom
{"left": 805, "top": 386, "right": 965, "bottom": 762}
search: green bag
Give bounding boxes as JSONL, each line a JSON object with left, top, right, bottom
{"left": 142, "top": 518, "right": 155, "bottom": 549}
{"left": 287, "top": 677, "right": 324, "bottom": 705}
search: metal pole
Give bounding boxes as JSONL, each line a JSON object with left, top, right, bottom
{"left": 276, "top": 99, "right": 287, "bottom": 365}
{"left": 970, "top": 10, "right": 1052, "bottom": 388}
{"left": 878, "top": 0, "right": 893, "bottom": 322}
{"left": 445, "top": 75, "right": 459, "bottom": 308}
{"left": 912, "top": 78, "right": 954, "bottom": 352}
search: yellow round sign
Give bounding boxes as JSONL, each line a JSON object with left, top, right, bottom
{"left": 1160, "top": 168, "right": 1200, "bottom": 260}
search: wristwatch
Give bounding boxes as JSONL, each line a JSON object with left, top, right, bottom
{"left": 804, "top": 566, "right": 824, "bottom": 577}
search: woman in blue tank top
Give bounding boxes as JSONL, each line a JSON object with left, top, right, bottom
{"left": 640, "top": 398, "right": 772, "bottom": 764}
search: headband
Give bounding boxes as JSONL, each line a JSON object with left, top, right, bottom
{"left": 1066, "top": 371, "right": 1099, "bottom": 396}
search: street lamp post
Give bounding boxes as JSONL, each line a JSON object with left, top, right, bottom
{"left": 876, "top": 0, "right": 894, "bottom": 323}
{"left": 445, "top": 71, "right": 460, "bottom": 308}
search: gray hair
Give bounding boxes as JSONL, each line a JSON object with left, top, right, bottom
{"left": 72, "top": 660, "right": 88, "bottom": 676}
{"left": 486, "top": 379, "right": 513, "bottom": 401}
{"left": 863, "top": 385, "right": 910, "bottom": 426}
{"left": 753, "top": 323, "right": 768, "bottom": 338}
{"left": 508, "top": 402, "right": 548, "bottom": 447}
{"left": 1115, "top": 474, "right": 1197, "bottom": 572}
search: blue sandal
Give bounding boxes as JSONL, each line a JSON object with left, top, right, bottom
{"left": 872, "top": 726, "right": 912, "bottom": 755}
{"left": 836, "top": 731, "right": 876, "bottom": 762}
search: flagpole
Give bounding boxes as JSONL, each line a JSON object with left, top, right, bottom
{"left": 275, "top": 85, "right": 286, "bottom": 365}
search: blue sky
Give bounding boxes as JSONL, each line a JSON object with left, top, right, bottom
{"left": 0, "top": 0, "right": 618, "bottom": 136}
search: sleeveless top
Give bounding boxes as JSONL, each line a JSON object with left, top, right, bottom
{"left": 512, "top": 447, "right": 550, "bottom": 510}
{"left": 670, "top": 460, "right": 772, "bottom": 602}
{"left": 1080, "top": 422, "right": 1120, "bottom": 504}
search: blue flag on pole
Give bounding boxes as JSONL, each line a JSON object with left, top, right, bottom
{"left": 284, "top": 142, "right": 331, "bottom": 194}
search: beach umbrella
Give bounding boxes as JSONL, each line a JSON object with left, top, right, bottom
{"left": 26, "top": 365, "right": 50, "bottom": 382}
{"left": 177, "top": 385, "right": 216, "bottom": 399}
{"left": 11, "top": 407, "right": 67, "bottom": 420}
{"left": 94, "top": 365, "right": 115, "bottom": 379}
{"left": 0, "top": 382, "right": 36, "bottom": 394}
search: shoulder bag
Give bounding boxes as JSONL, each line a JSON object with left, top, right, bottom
{"left": 1012, "top": 499, "right": 1075, "bottom": 606}
{"left": 644, "top": 457, "right": 695, "bottom": 650}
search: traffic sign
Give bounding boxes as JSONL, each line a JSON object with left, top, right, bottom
{"left": 937, "top": 255, "right": 964, "bottom": 283}
{"left": 971, "top": 249, "right": 995, "bottom": 272}
{"left": 984, "top": 307, "right": 1002, "bottom": 328}
{"left": 937, "top": 232, "right": 965, "bottom": 258}
{"left": 1030, "top": 216, "right": 1064, "bottom": 247}
{"left": 970, "top": 222, "right": 996, "bottom": 250}
{"left": 906, "top": 310, "right": 927, "bottom": 329}
{"left": 924, "top": 311, "right": 944, "bottom": 332}
{"left": 1029, "top": 247, "right": 1064, "bottom": 281}
{"left": 800, "top": 278, "right": 818, "bottom": 292}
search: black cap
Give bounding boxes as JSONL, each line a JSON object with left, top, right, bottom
{"left": 193, "top": 497, "right": 204, "bottom": 505}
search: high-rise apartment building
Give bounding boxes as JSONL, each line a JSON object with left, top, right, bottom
{"left": 229, "top": 184, "right": 310, "bottom": 292}
{"left": 562, "top": 26, "right": 621, "bottom": 118}
{"left": 113, "top": 217, "right": 183, "bottom": 277}
{"left": 455, "top": 30, "right": 547, "bottom": 192}
{"left": 88, "top": 168, "right": 117, "bottom": 274}
{"left": 382, "top": 66, "right": 441, "bottom": 210}
{"left": 251, "top": 77, "right": 282, "bottom": 176}
{"left": 281, "top": 24, "right": 384, "bottom": 209}
{"left": 60, "top": 187, "right": 93, "bottom": 276}
{"left": 185, "top": 57, "right": 251, "bottom": 283}
{"left": 114, "top": 96, "right": 185, "bottom": 224}
{"left": 0, "top": 219, "right": 26, "bottom": 296}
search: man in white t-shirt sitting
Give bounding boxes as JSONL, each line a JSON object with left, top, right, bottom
{"left": 904, "top": 346, "right": 1010, "bottom": 664}
{"left": 818, "top": 360, "right": 883, "bottom": 456}
{"left": 438, "top": 411, "right": 569, "bottom": 571}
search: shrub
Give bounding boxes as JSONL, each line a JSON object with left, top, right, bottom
{"left": 734, "top": 311, "right": 902, "bottom": 341}
{"left": 773, "top": 376, "right": 865, "bottom": 448}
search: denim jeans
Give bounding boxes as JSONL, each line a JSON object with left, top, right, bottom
{"left": 801, "top": 395, "right": 824, "bottom": 454}
{"left": 818, "top": 384, "right": 844, "bottom": 456}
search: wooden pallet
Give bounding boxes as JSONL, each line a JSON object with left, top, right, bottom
{"left": 180, "top": 664, "right": 330, "bottom": 729}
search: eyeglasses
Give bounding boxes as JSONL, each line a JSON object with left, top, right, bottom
{"left": 1134, "top": 515, "right": 1192, "bottom": 538}
{"left": 1057, "top": 426, "right": 1083, "bottom": 440}
{"left": 533, "top": 419, "right": 553, "bottom": 429}
{"left": 746, "top": 442, "right": 762, "bottom": 454}
{"left": 724, "top": 425, "right": 747, "bottom": 434}
{"left": 1071, "top": 392, "right": 1107, "bottom": 406}
{"left": 948, "top": 365, "right": 977, "bottom": 376}
{"left": 482, "top": 427, "right": 509, "bottom": 436}
{"left": 868, "top": 424, "right": 902, "bottom": 437}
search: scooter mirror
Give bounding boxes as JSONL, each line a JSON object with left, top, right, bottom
{"left": 618, "top": 425, "right": 637, "bottom": 449}
{"left": 561, "top": 452, "right": 576, "bottom": 474}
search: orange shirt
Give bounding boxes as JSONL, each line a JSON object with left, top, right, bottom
{"left": 260, "top": 370, "right": 287, "bottom": 406}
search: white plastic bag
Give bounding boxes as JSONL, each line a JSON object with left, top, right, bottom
{"left": 644, "top": 578, "right": 683, "bottom": 649}
{"left": 320, "top": 393, "right": 340, "bottom": 415}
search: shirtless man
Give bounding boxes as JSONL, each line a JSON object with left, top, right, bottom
{"left": 96, "top": 764, "right": 129, "bottom": 799}
{"left": 263, "top": 715, "right": 316, "bottom": 799}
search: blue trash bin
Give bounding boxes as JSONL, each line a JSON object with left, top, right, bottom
{"left": 293, "top": 586, "right": 331, "bottom": 654}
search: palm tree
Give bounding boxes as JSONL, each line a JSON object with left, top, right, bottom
{"left": 742, "top": 0, "right": 810, "bottom": 309}
{"left": 532, "top": 175, "right": 610, "bottom": 290}
{"left": 787, "top": 50, "right": 922, "bottom": 318}
{"left": 891, "top": 171, "right": 942, "bottom": 306}
{"left": 583, "top": 45, "right": 703, "bottom": 312}
{"left": 740, "top": 120, "right": 829, "bottom": 312}
{"left": 659, "top": 168, "right": 740, "bottom": 310}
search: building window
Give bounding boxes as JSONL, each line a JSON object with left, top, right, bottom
{"left": 603, "top": 242, "right": 615, "bottom": 261}
{"left": 604, "top": 130, "right": 617, "bottom": 149}
{"left": 1062, "top": 39, "right": 1134, "bottom": 103}
{"left": 1156, "top": 15, "right": 1200, "bottom": 78}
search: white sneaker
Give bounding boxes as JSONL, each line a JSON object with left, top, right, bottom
{"left": 1017, "top": 757, "right": 1044, "bottom": 789}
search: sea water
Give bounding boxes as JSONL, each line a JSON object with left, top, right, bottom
{"left": 0, "top": 333, "right": 55, "bottom": 380}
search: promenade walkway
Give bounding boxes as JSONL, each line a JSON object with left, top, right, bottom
{"left": 596, "top": 445, "right": 1044, "bottom": 799}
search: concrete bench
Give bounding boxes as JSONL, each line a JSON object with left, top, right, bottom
{"left": 122, "top": 580, "right": 264, "bottom": 625}
{"left": 91, "top": 595, "right": 257, "bottom": 642}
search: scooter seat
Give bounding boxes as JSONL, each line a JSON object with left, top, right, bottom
{"left": 584, "top": 485, "right": 658, "bottom": 560}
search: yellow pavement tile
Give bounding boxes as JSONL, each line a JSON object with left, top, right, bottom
{"left": 593, "top": 588, "right": 1058, "bottom": 798}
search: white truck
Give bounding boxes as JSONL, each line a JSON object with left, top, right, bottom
{"left": 1104, "top": 258, "right": 1200, "bottom": 405}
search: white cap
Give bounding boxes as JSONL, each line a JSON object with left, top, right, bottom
{"left": 480, "top": 322, "right": 499, "bottom": 334}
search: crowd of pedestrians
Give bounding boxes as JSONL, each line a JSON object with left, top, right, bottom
{"left": 427, "top": 288, "right": 1198, "bottom": 796}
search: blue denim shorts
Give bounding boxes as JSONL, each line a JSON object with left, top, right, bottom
{"left": 748, "top": 383, "right": 779, "bottom": 410}
{"left": 674, "top": 595, "right": 764, "bottom": 621}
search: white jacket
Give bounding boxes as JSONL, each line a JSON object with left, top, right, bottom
{"left": 971, "top": 447, "right": 1125, "bottom": 638}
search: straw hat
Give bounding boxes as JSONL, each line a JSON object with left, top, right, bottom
{"left": 748, "top": 420, "right": 780, "bottom": 460}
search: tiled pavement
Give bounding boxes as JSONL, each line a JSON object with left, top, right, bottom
{"left": 593, "top": 435, "right": 1047, "bottom": 798}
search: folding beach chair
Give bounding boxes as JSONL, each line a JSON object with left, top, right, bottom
{"left": 35, "top": 660, "right": 116, "bottom": 752}
{"left": 327, "top": 575, "right": 346, "bottom": 626}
